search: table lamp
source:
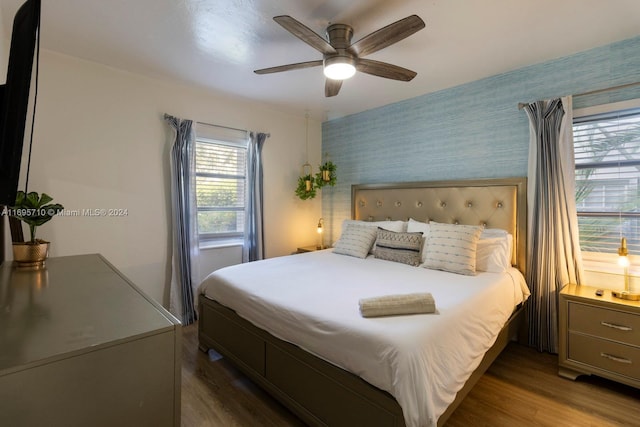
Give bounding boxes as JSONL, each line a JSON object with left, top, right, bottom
{"left": 316, "top": 218, "right": 324, "bottom": 250}
{"left": 612, "top": 237, "right": 640, "bottom": 301}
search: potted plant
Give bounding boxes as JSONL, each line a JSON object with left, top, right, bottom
{"left": 295, "top": 162, "right": 317, "bottom": 200}
{"left": 315, "top": 161, "right": 337, "bottom": 188}
{"left": 295, "top": 174, "right": 316, "bottom": 200}
{"left": 10, "top": 191, "right": 64, "bottom": 267}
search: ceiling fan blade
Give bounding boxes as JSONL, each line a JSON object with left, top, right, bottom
{"left": 325, "top": 79, "right": 342, "bottom": 97}
{"left": 356, "top": 59, "right": 417, "bottom": 81}
{"left": 273, "top": 15, "right": 336, "bottom": 55}
{"left": 254, "top": 60, "right": 323, "bottom": 75}
{"left": 349, "top": 15, "right": 425, "bottom": 57}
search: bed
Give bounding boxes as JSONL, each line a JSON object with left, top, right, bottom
{"left": 198, "top": 178, "right": 529, "bottom": 427}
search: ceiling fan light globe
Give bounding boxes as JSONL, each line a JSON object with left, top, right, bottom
{"left": 323, "top": 56, "right": 356, "bottom": 80}
{"left": 324, "top": 63, "right": 356, "bottom": 80}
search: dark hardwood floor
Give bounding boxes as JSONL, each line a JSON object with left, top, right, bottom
{"left": 181, "top": 323, "right": 640, "bottom": 426}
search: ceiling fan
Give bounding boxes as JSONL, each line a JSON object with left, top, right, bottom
{"left": 254, "top": 15, "right": 425, "bottom": 97}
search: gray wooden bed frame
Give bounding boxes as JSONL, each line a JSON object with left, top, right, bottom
{"left": 198, "top": 177, "right": 527, "bottom": 427}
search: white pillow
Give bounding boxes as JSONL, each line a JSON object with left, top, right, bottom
{"left": 476, "top": 234, "right": 513, "bottom": 273}
{"left": 407, "top": 218, "right": 430, "bottom": 235}
{"left": 333, "top": 224, "right": 378, "bottom": 258}
{"left": 481, "top": 228, "right": 509, "bottom": 239}
{"left": 407, "top": 218, "right": 430, "bottom": 263}
{"left": 341, "top": 219, "right": 406, "bottom": 233}
{"left": 422, "top": 222, "right": 483, "bottom": 276}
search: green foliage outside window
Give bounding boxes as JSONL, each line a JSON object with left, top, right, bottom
{"left": 574, "top": 114, "right": 640, "bottom": 254}
{"left": 196, "top": 139, "right": 246, "bottom": 238}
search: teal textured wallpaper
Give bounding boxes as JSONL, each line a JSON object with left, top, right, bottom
{"left": 321, "top": 36, "right": 640, "bottom": 243}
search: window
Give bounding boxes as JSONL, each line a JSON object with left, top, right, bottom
{"left": 573, "top": 103, "right": 640, "bottom": 258}
{"left": 195, "top": 125, "right": 248, "bottom": 244}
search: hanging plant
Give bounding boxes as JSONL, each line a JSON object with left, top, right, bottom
{"left": 295, "top": 162, "right": 316, "bottom": 200}
{"left": 295, "top": 174, "right": 316, "bottom": 200}
{"left": 315, "top": 161, "right": 337, "bottom": 188}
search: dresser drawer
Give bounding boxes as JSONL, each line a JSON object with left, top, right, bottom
{"left": 568, "top": 332, "right": 640, "bottom": 380}
{"left": 568, "top": 302, "right": 640, "bottom": 347}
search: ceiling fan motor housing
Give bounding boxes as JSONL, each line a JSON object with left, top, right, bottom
{"left": 326, "top": 23, "right": 353, "bottom": 49}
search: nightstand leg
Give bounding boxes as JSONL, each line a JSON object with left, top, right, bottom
{"left": 558, "top": 367, "right": 586, "bottom": 381}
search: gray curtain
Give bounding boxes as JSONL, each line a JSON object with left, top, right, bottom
{"left": 243, "top": 132, "right": 269, "bottom": 262}
{"left": 164, "top": 113, "right": 199, "bottom": 325}
{"left": 524, "top": 97, "right": 584, "bottom": 353}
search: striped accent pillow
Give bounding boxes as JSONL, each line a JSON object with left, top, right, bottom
{"left": 423, "top": 222, "right": 483, "bottom": 275}
{"left": 341, "top": 219, "right": 407, "bottom": 254}
{"left": 373, "top": 228, "right": 424, "bottom": 266}
{"left": 333, "top": 224, "right": 378, "bottom": 258}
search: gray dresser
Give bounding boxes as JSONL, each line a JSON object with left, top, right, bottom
{"left": 0, "top": 254, "right": 181, "bottom": 426}
{"left": 559, "top": 283, "right": 639, "bottom": 388}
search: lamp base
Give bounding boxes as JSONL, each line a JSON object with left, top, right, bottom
{"left": 611, "top": 290, "right": 640, "bottom": 301}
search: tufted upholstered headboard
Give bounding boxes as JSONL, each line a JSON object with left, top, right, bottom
{"left": 351, "top": 177, "right": 527, "bottom": 273}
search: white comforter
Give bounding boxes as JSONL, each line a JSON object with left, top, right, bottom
{"left": 200, "top": 250, "right": 529, "bottom": 427}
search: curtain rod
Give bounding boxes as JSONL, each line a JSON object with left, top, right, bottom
{"left": 196, "top": 120, "right": 248, "bottom": 133}
{"left": 518, "top": 81, "right": 640, "bottom": 110}
{"left": 196, "top": 121, "right": 271, "bottom": 137}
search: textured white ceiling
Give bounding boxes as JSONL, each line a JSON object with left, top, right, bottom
{"left": 2, "top": 0, "right": 640, "bottom": 121}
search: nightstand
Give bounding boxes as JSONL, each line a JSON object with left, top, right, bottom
{"left": 559, "top": 284, "right": 640, "bottom": 388}
{"left": 296, "top": 245, "right": 321, "bottom": 253}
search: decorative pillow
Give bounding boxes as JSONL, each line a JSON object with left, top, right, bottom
{"left": 333, "top": 224, "right": 378, "bottom": 258}
{"left": 423, "top": 222, "right": 483, "bottom": 275}
{"left": 338, "top": 219, "right": 407, "bottom": 253}
{"left": 476, "top": 234, "right": 513, "bottom": 273}
{"left": 407, "top": 218, "right": 430, "bottom": 262}
{"left": 373, "top": 228, "right": 424, "bottom": 266}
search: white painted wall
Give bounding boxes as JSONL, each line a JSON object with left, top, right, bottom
{"left": 0, "top": 16, "right": 6, "bottom": 77}
{"left": 12, "top": 49, "right": 322, "bottom": 305}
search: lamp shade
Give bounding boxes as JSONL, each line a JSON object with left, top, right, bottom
{"left": 618, "top": 237, "right": 629, "bottom": 266}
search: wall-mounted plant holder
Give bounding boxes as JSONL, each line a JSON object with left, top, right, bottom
{"left": 315, "top": 161, "right": 337, "bottom": 188}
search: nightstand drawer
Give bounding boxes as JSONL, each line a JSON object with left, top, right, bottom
{"left": 568, "top": 333, "right": 640, "bottom": 380}
{"left": 569, "top": 302, "right": 640, "bottom": 347}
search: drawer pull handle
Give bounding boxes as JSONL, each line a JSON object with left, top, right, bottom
{"left": 600, "top": 352, "right": 632, "bottom": 364}
{"left": 600, "top": 321, "right": 632, "bottom": 332}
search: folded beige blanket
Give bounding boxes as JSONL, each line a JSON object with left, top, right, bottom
{"left": 359, "top": 292, "right": 436, "bottom": 318}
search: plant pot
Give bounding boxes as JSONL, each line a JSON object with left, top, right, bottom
{"left": 322, "top": 170, "right": 331, "bottom": 182}
{"left": 12, "top": 240, "right": 50, "bottom": 269}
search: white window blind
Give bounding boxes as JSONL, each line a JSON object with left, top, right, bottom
{"left": 574, "top": 107, "right": 640, "bottom": 255}
{"left": 195, "top": 124, "right": 248, "bottom": 241}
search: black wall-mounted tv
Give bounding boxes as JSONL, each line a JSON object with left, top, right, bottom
{"left": 0, "top": 0, "right": 41, "bottom": 206}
